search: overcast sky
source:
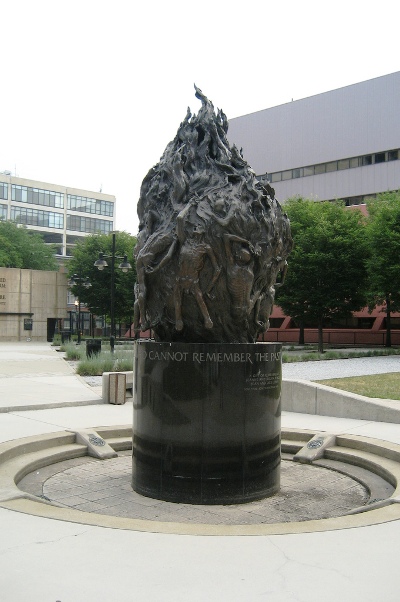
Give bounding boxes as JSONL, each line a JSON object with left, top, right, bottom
{"left": 1, "top": 0, "right": 399, "bottom": 236}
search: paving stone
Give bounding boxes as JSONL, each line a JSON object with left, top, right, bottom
{"left": 21, "top": 450, "right": 371, "bottom": 525}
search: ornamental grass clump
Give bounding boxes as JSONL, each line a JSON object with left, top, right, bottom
{"left": 76, "top": 349, "right": 134, "bottom": 376}
{"left": 113, "top": 350, "right": 134, "bottom": 372}
{"left": 76, "top": 354, "right": 114, "bottom": 376}
{"left": 63, "top": 343, "right": 86, "bottom": 361}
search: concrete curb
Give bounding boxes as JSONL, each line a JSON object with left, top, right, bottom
{"left": 282, "top": 379, "right": 400, "bottom": 423}
{"left": 0, "top": 398, "right": 106, "bottom": 414}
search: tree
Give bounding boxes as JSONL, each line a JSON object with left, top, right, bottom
{"left": 366, "top": 191, "right": 400, "bottom": 347}
{"left": 0, "top": 221, "right": 58, "bottom": 270}
{"left": 276, "top": 198, "right": 369, "bottom": 352}
{"left": 67, "top": 231, "right": 137, "bottom": 325}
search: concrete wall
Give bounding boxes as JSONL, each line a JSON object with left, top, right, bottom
{"left": 0, "top": 267, "right": 68, "bottom": 341}
{"left": 282, "top": 379, "right": 400, "bottom": 423}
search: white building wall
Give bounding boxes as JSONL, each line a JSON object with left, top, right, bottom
{"left": 227, "top": 72, "right": 400, "bottom": 203}
{"left": 271, "top": 162, "right": 400, "bottom": 203}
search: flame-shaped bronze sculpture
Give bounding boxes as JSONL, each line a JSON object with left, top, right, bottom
{"left": 132, "top": 88, "right": 290, "bottom": 503}
{"left": 134, "top": 86, "right": 292, "bottom": 343}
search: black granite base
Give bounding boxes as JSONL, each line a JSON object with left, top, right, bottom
{"left": 132, "top": 342, "right": 281, "bottom": 504}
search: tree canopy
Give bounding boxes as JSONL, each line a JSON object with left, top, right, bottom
{"left": 67, "top": 231, "right": 137, "bottom": 323}
{"left": 276, "top": 198, "right": 369, "bottom": 352}
{"left": 366, "top": 191, "right": 400, "bottom": 346}
{"left": 0, "top": 221, "right": 58, "bottom": 270}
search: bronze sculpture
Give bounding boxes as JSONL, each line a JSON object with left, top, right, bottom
{"left": 132, "top": 88, "right": 289, "bottom": 503}
{"left": 134, "top": 85, "right": 292, "bottom": 343}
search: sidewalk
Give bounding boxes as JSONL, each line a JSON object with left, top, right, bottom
{"left": 0, "top": 342, "right": 103, "bottom": 412}
{"left": 1, "top": 341, "right": 400, "bottom": 601}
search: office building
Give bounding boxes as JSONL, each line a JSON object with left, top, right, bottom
{"left": 227, "top": 72, "right": 400, "bottom": 344}
{"left": 0, "top": 174, "right": 115, "bottom": 260}
{"left": 0, "top": 174, "right": 116, "bottom": 340}
{"left": 227, "top": 71, "right": 400, "bottom": 208}
{"left": 0, "top": 266, "right": 68, "bottom": 341}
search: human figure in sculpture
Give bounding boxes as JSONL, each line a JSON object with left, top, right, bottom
{"left": 174, "top": 225, "right": 221, "bottom": 331}
{"left": 254, "top": 257, "right": 288, "bottom": 332}
{"left": 134, "top": 219, "right": 177, "bottom": 331}
{"left": 223, "top": 233, "right": 260, "bottom": 320}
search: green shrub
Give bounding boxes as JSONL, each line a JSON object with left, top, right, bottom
{"left": 63, "top": 343, "right": 86, "bottom": 361}
{"left": 75, "top": 349, "right": 134, "bottom": 376}
{"left": 76, "top": 355, "right": 114, "bottom": 376}
{"left": 282, "top": 347, "right": 400, "bottom": 363}
{"left": 113, "top": 352, "right": 134, "bottom": 372}
{"left": 52, "top": 334, "right": 61, "bottom": 346}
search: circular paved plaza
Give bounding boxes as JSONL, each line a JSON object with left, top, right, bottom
{"left": 20, "top": 451, "right": 369, "bottom": 525}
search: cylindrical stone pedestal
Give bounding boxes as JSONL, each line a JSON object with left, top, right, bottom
{"left": 132, "top": 341, "right": 281, "bottom": 504}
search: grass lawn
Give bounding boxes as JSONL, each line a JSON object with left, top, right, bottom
{"left": 317, "top": 372, "right": 400, "bottom": 400}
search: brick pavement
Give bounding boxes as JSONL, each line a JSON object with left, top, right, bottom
{"left": 20, "top": 451, "right": 368, "bottom": 525}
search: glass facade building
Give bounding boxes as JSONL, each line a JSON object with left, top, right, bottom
{"left": 0, "top": 174, "right": 115, "bottom": 258}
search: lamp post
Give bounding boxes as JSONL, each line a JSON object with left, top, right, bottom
{"left": 68, "top": 274, "right": 91, "bottom": 344}
{"left": 94, "top": 232, "right": 132, "bottom": 353}
{"left": 74, "top": 299, "right": 80, "bottom": 342}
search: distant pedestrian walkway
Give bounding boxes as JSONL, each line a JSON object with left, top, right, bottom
{"left": 0, "top": 341, "right": 102, "bottom": 412}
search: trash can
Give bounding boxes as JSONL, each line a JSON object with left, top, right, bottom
{"left": 61, "top": 331, "right": 71, "bottom": 344}
{"left": 108, "top": 373, "right": 127, "bottom": 405}
{"left": 86, "top": 339, "right": 102, "bottom": 358}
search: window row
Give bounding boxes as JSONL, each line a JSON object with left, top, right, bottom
{"left": 12, "top": 185, "right": 64, "bottom": 208}
{"left": 0, "top": 204, "right": 7, "bottom": 219}
{"left": 262, "top": 149, "right": 400, "bottom": 184}
{"left": 0, "top": 182, "right": 8, "bottom": 201}
{"left": 341, "top": 194, "right": 377, "bottom": 206}
{"left": 67, "top": 215, "right": 113, "bottom": 234}
{"left": 67, "top": 194, "right": 114, "bottom": 217}
{"left": 11, "top": 207, "right": 64, "bottom": 229}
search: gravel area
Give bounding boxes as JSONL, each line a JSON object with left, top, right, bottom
{"left": 83, "top": 375, "right": 103, "bottom": 387}
{"left": 76, "top": 355, "right": 400, "bottom": 387}
{"left": 282, "top": 355, "right": 400, "bottom": 381}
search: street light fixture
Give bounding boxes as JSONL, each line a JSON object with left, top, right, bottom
{"left": 68, "top": 274, "right": 91, "bottom": 344}
{"left": 94, "top": 232, "right": 132, "bottom": 353}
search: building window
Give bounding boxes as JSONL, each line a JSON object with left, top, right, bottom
{"left": 374, "top": 152, "right": 386, "bottom": 164}
{"left": 338, "top": 159, "right": 350, "bottom": 170}
{"left": 326, "top": 161, "right": 337, "bottom": 172}
{"left": 67, "top": 194, "right": 114, "bottom": 217}
{"left": 362, "top": 155, "right": 373, "bottom": 166}
{"left": 265, "top": 148, "right": 400, "bottom": 184}
{"left": 67, "top": 215, "right": 113, "bottom": 234}
{"left": 12, "top": 185, "right": 64, "bottom": 208}
{"left": 349, "top": 157, "right": 361, "bottom": 168}
{"left": 0, "top": 204, "right": 7, "bottom": 219}
{"left": 0, "top": 182, "right": 8, "bottom": 200}
{"left": 270, "top": 172, "right": 281, "bottom": 183}
{"left": 314, "top": 164, "right": 326, "bottom": 175}
{"left": 10, "top": 206, "right": 64, "bottom": 228}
